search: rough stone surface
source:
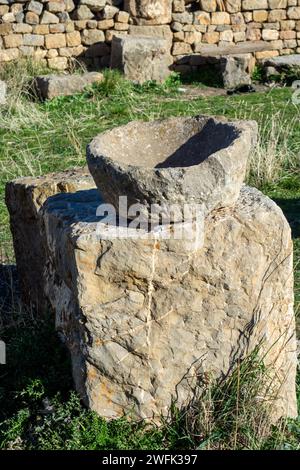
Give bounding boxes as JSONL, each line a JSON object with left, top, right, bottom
{"left": 263, "top": 54, "right": 300, "bottom": 78}
{"left": 80, "top": 0, "right": 105, "bottom": 12}
{"left": 40, "top": 11, "right": 59, "bottom": 24}
{"left": 0, "top": 80, "right": 7, "bottom": 105}
{"left": 87, "top": 116, "right": 258, "bottom": 222}
{"left": 263, "top": 55, "right": 300, "bottom": 69}
{"left": 0, "top": 1, "right": 299, "bottom": 71}
{"left": 33, "top": 71, "right": 104, "bottom": 100}
{"left": 194, "top": 41, "right": 277, "bottom": 56}
{"left": 128, "top": 24, "right": 173, "bottom": 46}
{"left": 125, "top": 0, "right": 172, "bottom": 25}
{"left": 110, "top": 35, "right": 172, "bottom": 84}
{"left": 6, "top": 168, "right": 296, "bottom": 421}
{"left": 220, "top": 54, "right": 254, "bottom": 90}
{"left": 5, "top": 168, "right": 95, "bottom": 310}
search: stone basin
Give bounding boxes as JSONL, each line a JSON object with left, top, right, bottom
{"left": 87, "top": 116, "right": 257, "bottom": 222}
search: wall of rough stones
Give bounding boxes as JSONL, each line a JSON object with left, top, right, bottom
{"left": 0, "top": 1, "right": 300, "bottom": 71}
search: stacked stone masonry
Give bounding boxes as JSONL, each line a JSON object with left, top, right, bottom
{"left": 0, "top": 1, "right": 300, "bottom": 70}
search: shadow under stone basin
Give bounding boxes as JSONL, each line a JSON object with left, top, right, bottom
{"left": 87, "top": 115, "right": 257, "bottom": 222}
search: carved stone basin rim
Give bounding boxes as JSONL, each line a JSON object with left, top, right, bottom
{"left": 87, "top": 115, "right": 258, "bottom": 222}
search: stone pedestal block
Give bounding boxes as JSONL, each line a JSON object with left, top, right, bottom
{"left": 5, "top": 168, "right": 95, "bottom": 310}
{"left": 220, "top": 54, "right": 254, "bottom": 90}
{"left": 262, "top": 54, "right": 300, "bottom": 80}
{"left": 9, "top": 178, "right": 296, "bottom": 421}
{"left": 110, "top": 35, "right": 172, "bottom": 84}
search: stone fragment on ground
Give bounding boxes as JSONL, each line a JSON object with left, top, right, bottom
{"left": 220, "top": 54, "right": 254, "bottom": 90}
{"left": 33, "top": 71, "right": 104, "bottom": 100}
{"left": 41, "top": 184, "right": 296, "bottom": 422}
{"left": 5, "top": 168, "right": 95, "bottom": 310}
{"left": 263, "top": 54, "right": 300, "bottom": 69}
{"left": 176, "top": 86, "right": 227, "bottom": 99}
{"left": 263, "top": 54, "right": 300, "bottom": 79}
{"left": 110, "top": 35, "right": 172, "bottom": 84}
{"left": 0, "top": 80, "right": 7, "bottom": 105}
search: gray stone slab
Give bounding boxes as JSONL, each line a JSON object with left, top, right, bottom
{"left": 33, "top": 71, "right": 104, "bottom": 100}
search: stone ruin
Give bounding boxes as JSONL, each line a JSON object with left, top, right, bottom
{"left": 6, "top": 115, "right": 298, "bottom": 421}
{"left": 2, "top": 1, "right": 300, "bottom": 94}
{"left": 1, "top": 0, "right": 300, "bottom": 75}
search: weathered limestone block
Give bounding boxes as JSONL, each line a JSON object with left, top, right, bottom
{"left": 27, "top": 0, "right": 43, "bottom": 16}
{"left": 110, "top": 35, "right": 172, "bottom": 84}
{"left": 172, "top": 42, "right": 192, "bottom": 55}
{"left": 73, "top": 5, "right": 94, "bottom": 20}
{"left": 81, "top": 28, "right": 105, "bottom": 45}
{"left": 262, "top": 54, "right": 300, "bottom": 78}
{"left": 79, "top": 0, "right": 106, "bottom": 12}
{"left": 0, "top": 24, "right": 13, "bottom": 35}
{"left": 124, "top": 0, "right": 172, "bottom": 25}
{"left": 116, "top": 11, "right": 130, "bottom": 23}
{"left": 39, "top": 182, "right": 297, "bottom": 421}
{"left": 220, "top": 53, "right": 254, "bottom": 89}
{"left": 199, "top": 0, "right": 217, "bottom": 12}
{"left": 23, "top": 34, "right": 44, "bottom": 47}
{"left": 6, "top": 116, "right": 297, "bottom": 423}
{"left": 5, "top": 168, "right": 95, "bottom": 310}
{"left": 47, "top": 57, "right": 69, "bottom": 70}
{"left": 65, "top": 0, "right": 76, "bottom": 13}
{"left": 33, "top": 71, "right": 104, "bottom": 100}
{"left": 0, "top": 48, "right": 19, "bottom": 62}
{"left": 45, "top": 33, "right": 67, "bottom": 49}
{"left": 25, "top": 11, "right": 40, "bottom": 25}
{"left": 129, "top": 24, "right": 173, "bottom": 45}
{"left": 225, "top": 0, "right": 241, "bottom": 14}
{"left": 47, "top": 1, "right": 67, "bottom": 13}
{"left": 102, "top": 4, "right": 119, "bottom": 19}
{"left": 173, "top": 0, "right": 185, "bottom": 13}
{"left": 243, "top": 0, "right": 268, "bottom": 9}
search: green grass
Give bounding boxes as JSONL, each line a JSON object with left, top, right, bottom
{"left": 0, "top": 309, "right": 299, "bottom": 450}
{"left": 0, "top": 62, "right": 299, "bottom": 450}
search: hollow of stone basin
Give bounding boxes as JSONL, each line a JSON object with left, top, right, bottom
{"left": 87, "top": 115, "right": 257, "bottom": 222}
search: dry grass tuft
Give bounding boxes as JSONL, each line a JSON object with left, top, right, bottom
{"left": 166, "top": 348, "right": 297, "bottom": 450}
{"left": 247, "top": 113, "right": 299, "bottom": 188}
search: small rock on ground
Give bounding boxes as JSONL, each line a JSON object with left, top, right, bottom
{"left": 33, "top": 71, "right": 104, "bottom": 100}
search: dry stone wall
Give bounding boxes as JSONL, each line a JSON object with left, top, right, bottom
{"left": 0, "top": 1, "right": 300, "bottom": 71}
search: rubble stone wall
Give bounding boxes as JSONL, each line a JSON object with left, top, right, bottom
{"left": 0, "top": 1, "right": 299, "bottom": 71}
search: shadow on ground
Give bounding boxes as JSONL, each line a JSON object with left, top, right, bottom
{"left": 0, "top": 264, "right": 19, "bottom": 322}
{"left": 273, "top": 197, "right": 300, "bottom": 239}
